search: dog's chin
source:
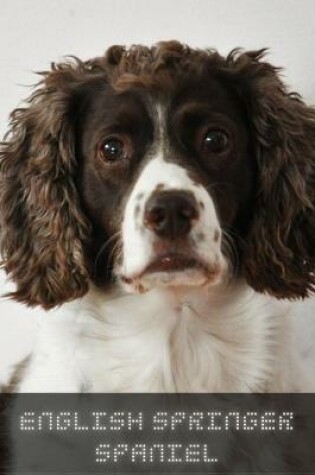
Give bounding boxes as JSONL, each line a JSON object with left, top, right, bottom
{"left": 141, "top": 268, "right": 210, "bottom": 288}
{"left": 118, "top": 253, "right": 224, "bottom": 294}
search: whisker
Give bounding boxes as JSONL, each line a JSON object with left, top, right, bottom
{"left": 224, "top": 225, "right": 247, "bottom": 249}
{"left": 205, "top": 182, "right": 234, "bottom": 193}
{"left": 93, "top": 231, "right": 122, "bottom": 280}
{"left": 221, "top": 228, "right": 240, "bottom": 279}
{"left": 106, "top": 241, "right": 123, "bottom": 283}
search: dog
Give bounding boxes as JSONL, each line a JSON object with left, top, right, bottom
{"left": 0, "top": 41, "right": 314, "bottom": 392}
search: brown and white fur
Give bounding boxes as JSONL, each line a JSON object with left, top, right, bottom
{"left": 0, "top": 41, "right": 314, "bottom": 392}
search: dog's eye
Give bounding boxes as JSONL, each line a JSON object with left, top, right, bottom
{"left": 200, "top": 129, "right": 229, "bottom": 154}
{"left": 98, "top": 135, "right": 131, "bottom": 163}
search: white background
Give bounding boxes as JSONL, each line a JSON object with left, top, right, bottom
{"left": 0, "top": 0, "right": 314, "bottom": 380}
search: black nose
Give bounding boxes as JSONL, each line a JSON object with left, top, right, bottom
{"left": 144, "top": 191, "right": 199, "bottom": 239}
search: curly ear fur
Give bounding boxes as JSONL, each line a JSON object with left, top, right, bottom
{"left": 0, "top": 60, "right": 95, "bottom": 308}
{"left": 227, "top": 50, "right": 315, "bottom": 298}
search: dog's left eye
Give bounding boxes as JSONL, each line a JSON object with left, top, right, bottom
{"left": 98, "top": 135, "right": 132, "bottom": 163}
{"left": 201, "top": 129, "right": 229, "bottom": 154}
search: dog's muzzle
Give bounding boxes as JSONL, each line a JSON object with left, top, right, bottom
{"left": 118, "top": 159, "right": 226, "bottom": 292}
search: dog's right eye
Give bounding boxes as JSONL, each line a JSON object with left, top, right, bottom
{"left": 98, "top": 135, "right": 132, "bottom": 163}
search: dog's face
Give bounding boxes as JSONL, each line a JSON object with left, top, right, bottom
{"left": 78, "top": 76, "right": 254, "bottom": 293}
{"left": 1, "top": 42, "right": 314, "bottom": 307}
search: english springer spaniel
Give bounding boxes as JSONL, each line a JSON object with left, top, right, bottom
{"left": 0, "top": 41, "right": 314, "bottom": 392}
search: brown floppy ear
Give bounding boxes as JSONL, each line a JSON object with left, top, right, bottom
{"left": 231, "top": 50, "right": 315, "bottom": 299}
{"left": 0, "top": 60, "right": 92, "bottom": 308}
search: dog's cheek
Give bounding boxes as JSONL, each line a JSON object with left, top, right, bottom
{"left": 190, "top": 186, "right": 226, "bottom": 268}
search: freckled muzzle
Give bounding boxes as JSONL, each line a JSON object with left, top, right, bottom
{"left": 118, "top": 158, "right": 227, "bottom": 293}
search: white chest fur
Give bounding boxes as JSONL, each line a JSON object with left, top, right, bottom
{"left": 18, "top": 281, "right": 296, "bottom": 393}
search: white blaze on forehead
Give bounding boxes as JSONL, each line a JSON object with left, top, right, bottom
{"left": 120, "top": 155, "right": 222, "bottom": 280}
{"left": 132, "top": 154, "right": 198, "bottom": 191}
{"left": 156, "top": 103, "right": 167, "bottom": 146}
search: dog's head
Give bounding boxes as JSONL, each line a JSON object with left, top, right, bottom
{"left": 1, "top": 41, "right": 314, "bottom": 308}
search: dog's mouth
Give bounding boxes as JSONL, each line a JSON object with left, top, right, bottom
{"left": 119, "top": 252, "right": 222, "bottom": 292}
{"left": 143, "top": 253, "right": 208, "bottom": 274}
